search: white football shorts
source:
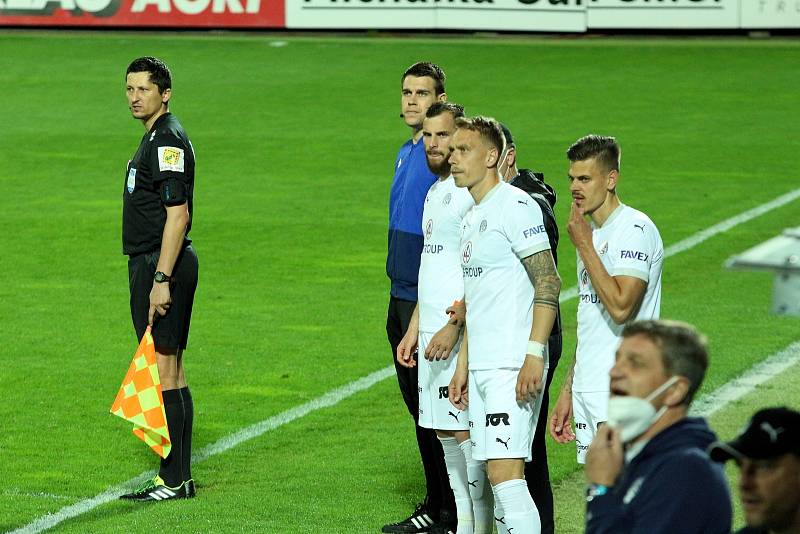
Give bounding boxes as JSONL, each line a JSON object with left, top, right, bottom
{"left": 572, "top": 390, "right": 609, "bottom": 464}
{"left": 468, "top": 359, "right": 548, "bottom": 462}
{"left": 418, "top": 331, "right": 467, "bottom": 431}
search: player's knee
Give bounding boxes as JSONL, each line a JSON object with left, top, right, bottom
{"left": 487, "top": 460, "right": 523, "bottom": 486}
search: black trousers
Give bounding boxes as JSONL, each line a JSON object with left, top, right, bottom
{"left": 386, "top": 296, "right": 455, "bottom": 516}
{"left": 525, "top": 330, "right": 562, "bottom": 534}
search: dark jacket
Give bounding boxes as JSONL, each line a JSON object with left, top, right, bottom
{"left": 509, "top": 168, "right": 559, "bottom": 267}
{"left": 586, "top": 417, "right": 732, "bottom": 534}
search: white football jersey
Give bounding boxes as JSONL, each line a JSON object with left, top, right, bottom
{"left": 418, "top": 176, "right": 475, "bottom": 333}
{"left": 574, "top": 204, "right": 664, "bottom": 392}
{"left": 461, "top": 182, "right": 551, "bottom": 370}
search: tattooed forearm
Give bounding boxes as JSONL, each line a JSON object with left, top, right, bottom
{"left": 523, "top": 249, "right": 561, "bottom": 307}
{"left": 534, "top": 297, "right": 559, "bottom": 310}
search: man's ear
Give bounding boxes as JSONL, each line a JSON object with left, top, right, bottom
{"left": 487, "top": 146, "right": 499, "bottom": 169}
{"left": 437, "top": 92, "right": 447, "bottom": 103}
{"left": 607, "top": 168, "right": 619, "bottom": 191}
{"left": 507, "top": 146, "right": 517, "bottom": 168}
{"left": 665, "top": 377, "right": 690, "bottom": 407}
{"left": 162, "top": 88, "right": 172, "bottom": 106}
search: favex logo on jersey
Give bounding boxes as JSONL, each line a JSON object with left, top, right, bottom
{"left": 523, "top": 224, "right": 546, "bottom": 238}
{"left": 620, "top": 250, "right": 648, "bottom": 261}
{"left": 438, "top": 386, "right": 449, "bottom": 399}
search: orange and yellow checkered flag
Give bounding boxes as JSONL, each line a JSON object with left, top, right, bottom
{"left": 110, "top": 327, "right": 172, "bottom": 459}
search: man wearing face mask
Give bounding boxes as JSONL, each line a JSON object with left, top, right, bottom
{"left": 584, "top": 319, "right": 732, "bottom": 534}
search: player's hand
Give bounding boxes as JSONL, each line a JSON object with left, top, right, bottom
{"left": 567, "top": 202, "right": 593, "bottom": 249}
{"left": 448, "top": 365, "right": 469, "bottom": 410}
{"left": 444, "top": 299, "right": 466, "bottom": 324}
{"left": 148, "top": 282, "right": 171, "bottom": 325}
{"left": 396, "top": 329, "right": 418, "bottom": 368}
{"left": 516, "top": 355, "right": 545, "bottom": 402}
{"left": 585, "top": 424, "right": 623, "bottom": 486}
{"left": 425, "top": 324, "right": 459, "bottom": 361}
{"left": 548, "top": 387, "right": 576, "bottom": 443}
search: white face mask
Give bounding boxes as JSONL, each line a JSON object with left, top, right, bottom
{"left": 606, "top": 375, "right": 680, "bottom": 443}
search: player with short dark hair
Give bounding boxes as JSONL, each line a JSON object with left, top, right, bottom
{"left": 549, "top": 134, "right": 664, "bottom": 465}
{"left": 384, "top": 62, "right": 456, "bottom": 534}
{"left": 402, "top": 62, "right": 446, "bottom": 96}
{"left": 119, "top": 56, "right": 198, "bottom": 502}
{"left": 709, "top": 407, "right": 800, "bottom": 534}
{"left": 449, "top": 115, "right": 561, "bottom": 534}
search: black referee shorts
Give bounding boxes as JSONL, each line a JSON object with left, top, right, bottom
{"left": 128, "top": 245, "right": 198, "bottom": 350}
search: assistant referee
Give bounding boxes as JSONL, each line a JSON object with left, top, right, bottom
{"left": 119, "top": 57, "right": 198, "bottom": 502}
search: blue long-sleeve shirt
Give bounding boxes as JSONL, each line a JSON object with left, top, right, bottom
{"left": 586, "top": 417, "right": 732, "bottom": 534}
{"left": 386, "top": 137, "right": 437, "bottom": 301}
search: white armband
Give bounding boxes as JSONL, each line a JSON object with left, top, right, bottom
{"left": 526, "top": 340, "right": 545, "bottom": 359}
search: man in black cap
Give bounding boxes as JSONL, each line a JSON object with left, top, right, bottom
{"left": 708, "top": 407, "right": 800, "bottom": 534}
{"left": 497, "top": 123, "right": 562, "bottom": 534}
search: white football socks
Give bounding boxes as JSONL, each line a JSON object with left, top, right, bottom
{"left": 462, "top": 440, "right": 493, "bottom": 534}
{"left": 439, "top": 436, "right": 474, "bottom": 534}
{"left": 492, "top": 478, "right": 541, "bottom": 534}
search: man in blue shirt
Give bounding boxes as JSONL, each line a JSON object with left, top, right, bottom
{"left": 384, "top": 62, "right": 455, "bottom": 534}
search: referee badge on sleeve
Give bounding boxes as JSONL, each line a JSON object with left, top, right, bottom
{"left": 126, "top": 167, "right": 137, "bottom": 193}
{"left": 158, "top": 146, "right": 185, "bottom": 173}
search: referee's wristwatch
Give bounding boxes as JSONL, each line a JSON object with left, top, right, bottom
{"left": 154, "top": 271, "right": 171, "bottom": 284}
{"left": 586, "top": 483, "right": 609, "bottom": 502}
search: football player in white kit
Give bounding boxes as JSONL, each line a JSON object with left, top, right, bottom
{"left": 397, "top": 102, "right": 489, "bottom": 534}
{"left": 548, "top": 135, "right": 664, "bottom": 464}
{"left": 447, "top": 116, "right": 561, "bottom": 534}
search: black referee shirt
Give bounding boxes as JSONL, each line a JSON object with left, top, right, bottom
{"left": 122, "top": 112, "right": 195, "bottom": 256}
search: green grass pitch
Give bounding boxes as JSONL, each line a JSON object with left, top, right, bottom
{"left": 0, "top": 30, "right": 799, "bottom": 533}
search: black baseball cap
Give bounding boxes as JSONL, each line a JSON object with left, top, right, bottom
{"left": 708, "top": 407, "right": 800, "bottom": 462}
{"left": 499, "top": 123, "right": 514, "bottom": 147}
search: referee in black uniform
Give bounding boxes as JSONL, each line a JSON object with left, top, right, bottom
{"left": 120, "top": 57, "right": 198, "bottom": 502}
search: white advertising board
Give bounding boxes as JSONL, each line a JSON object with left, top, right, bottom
{"left": 587, "top": 0, "right": 739, "bottom": 29}
{"left": 286, "top": 0, "right": 587, "bottom": 33}
{"left": 740, "top": 0, "right": 800, "bottom": 28}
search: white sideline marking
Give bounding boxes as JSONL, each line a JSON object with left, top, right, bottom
{"left": 9, "top": 367, "right": 395, "bottom": 534}
{"left": 1, "top": 491, "right": 72, "bottom": 502}
{"left": 691, "top": 341, "right": 800, "bottom": 417}
{"left": 12, "top": 188, "right": 800, "bottom": 533}
{"left": 559, "top": 187, "right": 800, "bottom": 304}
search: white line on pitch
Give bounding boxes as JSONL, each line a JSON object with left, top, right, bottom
{"left": 691, "top": 341, "right": 800, "bottom": 418}
{"left": 9, "top": 367, "right": 395, "bottom": 534}
{"left": 11, "top": 188, "right": 800, "bottom": 533}
{"left": 559, "top": 186, "right": 800, "bottom": 303}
